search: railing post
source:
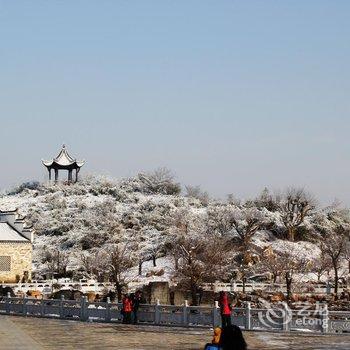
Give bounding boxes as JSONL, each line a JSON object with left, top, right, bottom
{"left": 59, "top": 295, "right": 65, "bottom": 318}
{"left": 321, "top": 304, "right": 329, "bottom": 333}
{"left": 154, "top": 299, "right": 161, "bottom": 325}
{"left": 105, "top": 297, "right": 111, "bottom": 322}
{"left": 245, "top": 302, "right": 251, "bottom": 330}
{"left": 183, "top": 300, "right": 189, "bottom": 327}
{"left": 41, "top": 295, "right": 45, "bottom": 317}
{"left": 80, "top": 296, "right": 88, "bottom": 321}
{"left": 84, "top": 296, "right": 89, "bottom": 321}
{"left": 22, "top": 295, "right": 27, "bottom": 316}
{"left": 5, "top": 292, "right": 11, "bottom": 314}
{"left": 282, "top": 303, "right": 292, "bottom": 332}
{"left": 212, "top": 300, "right": 220, "bottom": 327}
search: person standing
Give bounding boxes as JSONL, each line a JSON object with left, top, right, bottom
{"left": 220, "top": 325, "right": 247, "bottom": 350}
{"left": 131, "top": 290, "right": 143, "bottom": 324}
{"left": 122, "top": 294, "right": 133, "bottom": 324}
{"left": 218, "top": 291, "right": 232, "bottom": 327}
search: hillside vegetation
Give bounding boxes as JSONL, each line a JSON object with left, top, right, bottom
{"left": 1, "top": 170, "right": 349, "bottom": 302}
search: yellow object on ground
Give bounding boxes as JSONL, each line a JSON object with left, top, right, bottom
{"left": 212, "top": 327, "right": 222, "bottom": 344}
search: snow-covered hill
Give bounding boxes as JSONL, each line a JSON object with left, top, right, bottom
{"left": 0, "top": 174, "right": 204, "bottom": 278}
{"left": 0, "top": 174, "right": 348, "bottom": 285}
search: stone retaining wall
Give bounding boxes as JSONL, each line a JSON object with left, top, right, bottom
{"left": 0, "top": 242, "right": 32, "bottom": 283}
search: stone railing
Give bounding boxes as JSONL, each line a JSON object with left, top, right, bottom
{"left": 203, "top": 281, "right": 348, "bottom": 294}
{"left": 4, "top": 280, "right": 347, "bottom": 296}
{"left": 3, "top": 281, "right": 114, "bottom": 295}
{"left": 0, "top": 295, "right": 349, "bottom": 334}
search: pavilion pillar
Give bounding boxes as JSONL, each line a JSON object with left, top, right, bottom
{"left": 54, "top": 169, "right": 59, "bottom": 182}
{"left": 75, "top": 169, "right": 79, "bottom": 182}
{"left": 68, "top": 170, "right": 72, "bottom": 182}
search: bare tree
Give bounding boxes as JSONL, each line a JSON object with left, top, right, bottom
{"left": 343, "top": 238, "right": 350, "bottom": 275}
{"left": 207, "top": 205, "right": 236, "bottom": 236}
{"left": 208, "top": 207, "right": 266, "bottom": 292}
{"left": 311, "top": 250, "right": 332, "bottom": 282}
{"left": 56, "top": 251, "right": 69, "bottom": 277}
{"left": 278, "top": 188, "right": 315, "bottom": 241}
{"left": 99, "top": 243, "right": 135, "bottom": 300}
{"left": 41, "top": 250, "right": 57, "bottom": 279}
{"left": 312, "top": 206, "right": 350, "bottom": 296}
{"left": 135, "top": 246, "right": 148, "bottom": 276}
{"left": 168, "top": 208, "right": 229, "bottom": 305}
{"left": 257, "top": 247, "right": 284, "bottom": 283}
{"left": 139, "top": 167, "right": 181, "bottom": 195}
{"left": 175, "top": 234, "right": 229, "bottom": 305}
{"left": 253, "top": 187, "right": 279, "bottom": 211}
{"left": 79, "top": 250, "right": 107, "bottom": 281}
{"left": 233, "top": 251, "right": 258, "bottom": 293}
{"left": 149, "top": 230, "right": 164, "bottom": 267}
{"left": 276, "top": 248, "right": 312, "bottom": 301}
{"left": 226, "top": 194, "right": 241, "bottom": 206}
{"left": 320, "top": 226, "right": 349, "bottom": 297}
{"left": 230, "top": 208, "right": 266, "bottom": 250}
{"left": 167, "top": 208, "right": 206, "bottom": 272}
{"left": 208, "top": 206, "right": 265, "bottom": 245}
{"left": 185, "top": 185, "right": 210, "bottom": 205}
{"left": 41, "top": 249, "right": 69, "bottom": 278}
{"left": 133, "top": 229, "right": 151, "bottom": 276}
{"left": 135, "top": 227, "right": 164, "bottom": 274}
{"left": 231, "top": 209, "right": 267, "bottom": 292}
{"left": 80, "top": 252, "right": 93, "bottom": 276}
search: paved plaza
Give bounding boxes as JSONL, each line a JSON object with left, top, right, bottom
{"left": 0, "top": 315, "right": 349, "bottom": 349}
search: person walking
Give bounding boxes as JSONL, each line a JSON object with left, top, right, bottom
{"left": 218, "top": 291, "right": 232, "bottom": 327}
{"left": 122, "top": 294, "right": 133, "bottom": 324}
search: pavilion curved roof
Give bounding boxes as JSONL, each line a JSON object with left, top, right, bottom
{"left": 42, "top": 145, "right": 85, "bottom": 168}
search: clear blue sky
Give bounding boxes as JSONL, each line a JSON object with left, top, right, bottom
{"left": 0, "top": 1, "right": 349, "bottom": 204}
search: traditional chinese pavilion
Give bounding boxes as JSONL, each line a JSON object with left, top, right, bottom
{"left": 42, "top": 145, "right": 85, "bottom": 182}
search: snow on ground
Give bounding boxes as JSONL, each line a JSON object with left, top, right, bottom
{"left": 1, "top": 175, "right": 348, "bottom": 285}
{"left": 270, "top": 240, "right": 321, "bottom": 261}
{"left": 126, "top": 256, "right": 175, "bottom": 287}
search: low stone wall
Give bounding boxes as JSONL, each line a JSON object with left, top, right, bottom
{"left": 143, "top": 282, "right": 170, "bottom": 304}
{"left": 0, "top": 242, "right": 32, "bottom": 283}
{"left": 0, "top": 295, "right": 349, "bottom": 334}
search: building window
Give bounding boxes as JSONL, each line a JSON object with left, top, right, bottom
{"left": 0, "top": 256, "right": 11, "bottom": 271}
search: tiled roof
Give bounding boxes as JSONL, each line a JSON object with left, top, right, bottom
{"left": 42, "top": 144, "right": 85, "bottom": 167}
{"left": 0, "top": 222, "right": 29, "bottom": 242}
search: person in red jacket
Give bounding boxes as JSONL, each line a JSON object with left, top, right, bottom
{"left": 218, "top": 291, "right": 232, "bottom": 327}
{"left": 122, "top": 294, "right": 133, "bottom": 324}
